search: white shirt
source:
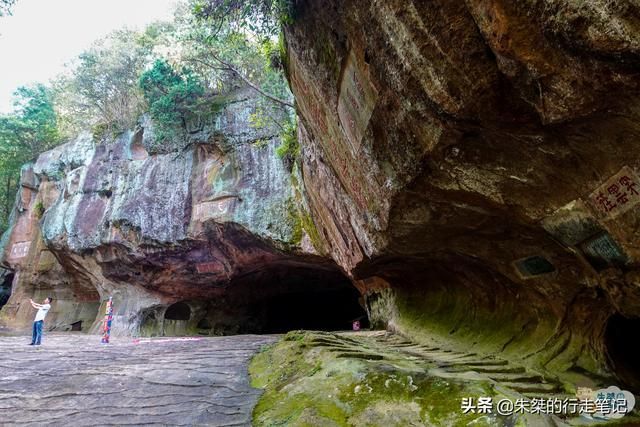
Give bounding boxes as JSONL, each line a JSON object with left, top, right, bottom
{"left": 34, "top": 303, "right": 51, "bottom": 322}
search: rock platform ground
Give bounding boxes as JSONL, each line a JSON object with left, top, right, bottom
{"left": 0, "top": 333, "right": 278, "bottom": 426}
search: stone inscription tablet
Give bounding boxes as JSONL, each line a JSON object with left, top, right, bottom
{"left": 193, "top": 198, "right": 234, "bottom": 220}
{"left": 338, "top": 50, "right": 378, "bottom": 152}
{"left": 588, "top": 166, "right": 640, "bottom": 218}
{"left": 513, "top": 255, "right": 555, "bottom": 278}
{"left": 10, "top": 241, "right": 31, "bottom": 259}
{"left": 196, "top": 262, "right": 222, "bottom": 274}
{"left": 579, "top": 232, "right": 627, "bottom": 269}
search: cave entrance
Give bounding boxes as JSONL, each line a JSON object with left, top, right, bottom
{"left": 163, "top": 301, "right": 192, "bottom": 336}
{"left": 259, "top": 286, "right": 366, "bottom": 333}
{"left": 0, "top": 271, "right": 14, "bottom": 309}
{"left": 144, "top": 265, "right": 369, "bottom": 337}
{"left": 604, "top": 314, "right": 640, "bottom": 392}
{"left": 165, "top": 302, "right": 191, "bottom": 320}
{"left": 228, "top": 266, "right": 368, "bottom": 334}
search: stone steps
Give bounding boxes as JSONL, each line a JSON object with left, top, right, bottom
{"left": 440, "top": 359, "right": 509, "bottom": 367}
{"left": 447, "top": 365, "right": 527, "bottom": 374}
{"left": 484, "top": 372, "right": 545, "bottom": 383}
{"left": 335, "top": 352, "right": 385, "bottom": 360}
{"left": 339, "top": 332, "right": 568, "bottom": 400}
{"left": 500, "top": 382, "right": 561, "bottom": 394}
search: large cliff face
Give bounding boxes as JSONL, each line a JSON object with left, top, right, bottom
{"left": 2, "top": 0, "right": 640, "bottom": 397}
{"left": 0, "top": 88, "right": 360, "bottom": 336}
{"left": 284, "top": 0, "right": 640, "bottom": 391}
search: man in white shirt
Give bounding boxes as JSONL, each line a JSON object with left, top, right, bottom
{"left": 29, "top": 297, "right": 52, "bottom": 346}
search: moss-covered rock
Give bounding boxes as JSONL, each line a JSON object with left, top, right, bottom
{"left": 251, "top": 331, "right": 510, "bottom": 426}
{"left": 251, "top": 331, "right": 640, "bottom": 426}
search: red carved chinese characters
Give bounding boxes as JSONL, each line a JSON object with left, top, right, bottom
{"left": 589, "top": 167, "right": 640, "bottom": 217}
{"left": 620, "top": 175, "right": 639, "bottom": 195}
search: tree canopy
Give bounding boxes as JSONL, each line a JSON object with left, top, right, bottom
{"left": 139, "top": 59, "right": 209, "bottom": 143}
{"left": 0, "top": 85, "right": 59, "bottom": 231}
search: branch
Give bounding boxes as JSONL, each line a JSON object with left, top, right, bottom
{"left": 195, "top": 56, "right": 294, "bottom": 109}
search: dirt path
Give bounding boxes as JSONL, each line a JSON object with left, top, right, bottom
{"left": 0, "top": 333, "right": 278, "bottom": 426}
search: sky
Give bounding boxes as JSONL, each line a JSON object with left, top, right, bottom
{"left": 0, "top": 0, "right": 179, "bottom": 113}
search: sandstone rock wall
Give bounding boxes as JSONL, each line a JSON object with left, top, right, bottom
{"left": 2, "top": 0, "right": 640, "bottom": 393}
{"left": 0, "top": 88, "right": 338, "bottom": 336}
{"left": 284, "top": 0, "right": 640, "bottom": 390}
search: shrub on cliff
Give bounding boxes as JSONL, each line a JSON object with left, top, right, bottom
{"left": 275, "top": 119, "right": 298, "bottom": 169}
{"left": 139, "top": 59, "right": 211, "bottom": 143}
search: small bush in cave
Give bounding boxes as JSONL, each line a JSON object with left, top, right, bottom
{"left": 275, "top": 119, "right": 298, "bottom": 169}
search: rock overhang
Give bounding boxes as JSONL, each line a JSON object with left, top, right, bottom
{"left": 284, "top": 0, "right": 640, "bottom": 391}
{"left": 0, "top": 86, "right": 353, "bottom": 337}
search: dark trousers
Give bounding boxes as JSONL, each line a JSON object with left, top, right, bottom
{"left": 31, "top": 320, "right": 43, "bottom": 345}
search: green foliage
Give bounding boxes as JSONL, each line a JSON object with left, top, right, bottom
{"left": 53, "top": 28, "right": 170, "bottom": 138}
{"left": 183, "top": 0, "right": 293, "bottom": 109}
{"left": 192, "top": 0, "right": 295, "bottom": 36}
{"left": 8, "top": 85, "right": 59, "bottom": 145}
{"left": 275, "top": 118, "right": 298, "bottom": 167}
{"left": 139, "top": 59, "right": 209, "bottom": 143}
{"left": 0, "top": 85, "right": 60, "bottom": 233}
{"left": 34, "top": 200, "right": 45, "bottom": 219}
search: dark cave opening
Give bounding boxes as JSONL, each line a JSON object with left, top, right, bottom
{"left": 175, "top": 264, "right": 371, "bottom": 336}
{"left": 604, "top": 314, "right": 640, "bottom": 393}
{"left": 257, "top": 286, "right": 368, "bottom": 334}
{"left": 138, "top": 264, "right": 369, "bottom": 337}
{"left": 237, "top": 264, "right": 368, "bottom": 334}
{"left": 0, "top": 271, "right": 14, "bottom": 309}
{"left": 165, "top": 301, "right": 191, "bottom": 321}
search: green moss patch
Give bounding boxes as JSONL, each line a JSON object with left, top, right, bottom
{"left": 250, "top": 331, "right": 514, "bottom": 426}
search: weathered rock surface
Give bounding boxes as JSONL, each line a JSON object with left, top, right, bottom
{"left": 0, "top": 87, "right": 357, "bottom": 336}
{"left": 251, "top": 331, "right": 640, "bottom": 426}
{"left": 2, "top": 0, "right": 640, "bottom": 419}
{"left": 0, "top": 333, "right": 277, "bottom": 426}
{"left": 284, "top": 0, "right": 640, "bottom": 393}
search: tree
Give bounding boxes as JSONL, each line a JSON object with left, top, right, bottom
{"left": 182, "top": 0, "right": 296, "bottom": 156}
{"left": 191, "top": 0, "right": 294, "bottom": 36}
{"left": 0, "top": 85, "right": 60, "bottom": 232}
{"left": 139, "top": 59, "right": 209, "bottom": 143}
{"left": 184, "top": 0, "right": 293, "bottom": 109}
{"left": 10, "top": 85, "right": 59, "bottom": 145}
{"left": 53, "top": 28, "right": 172, "bottom": 139}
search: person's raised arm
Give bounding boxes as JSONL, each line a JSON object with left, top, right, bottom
{"left": 29, "top": 299, "right": 42, "bottom": 309}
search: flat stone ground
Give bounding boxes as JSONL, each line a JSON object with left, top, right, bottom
{"left": 0, "top": 333, "right": 278, "bottom": 426}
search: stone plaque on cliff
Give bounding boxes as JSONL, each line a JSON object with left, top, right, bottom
{"left": 588, "top": 166, "right": 640, "bottom": 219}
{"left": 196, "top": 262, "right": 223, "bottom": 274}
{"left": 193, "top": 198, "right": 234, "bottom": 220}
{"left": 579, "top": 232, "right": 627, "bottom": 269}
{"left": 9, "top": 241, "right": 30, "bottom": 260}
{"left": 338, "top": 50, "right": 378, "bottom": 152}
{"left": 513, "top": 255, "right": 555, "bottom": 278}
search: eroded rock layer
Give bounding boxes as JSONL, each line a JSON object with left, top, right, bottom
{"left": 2, "top": 0, "right": 640, "bottom": 398}
{"left": 284, "top": 0, "right": 640, "bottom": 391}
{"left": 0, "top": 88, "right": 358, "bottom": 336}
